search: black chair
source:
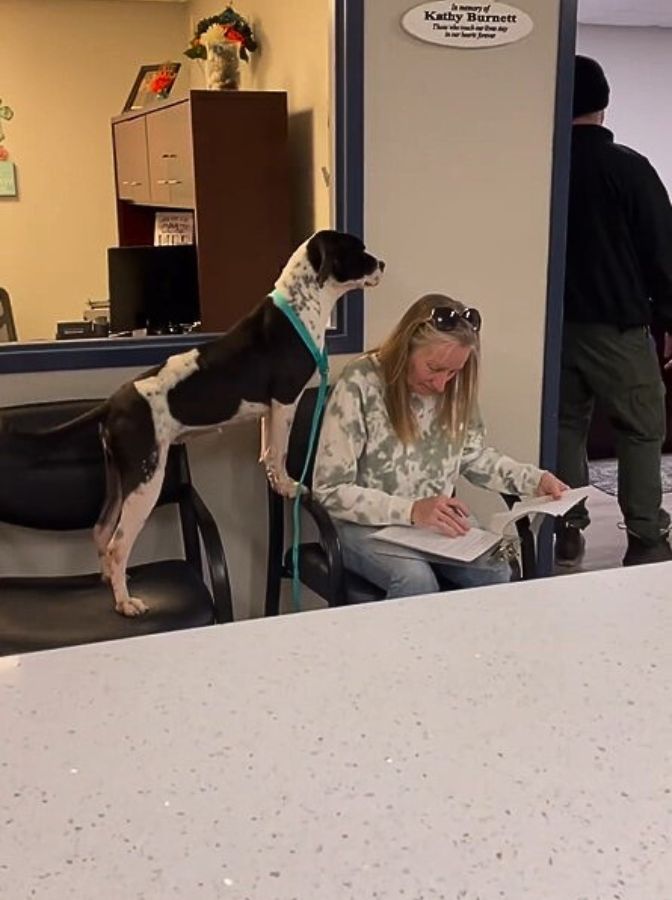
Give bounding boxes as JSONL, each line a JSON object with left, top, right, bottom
{"left": 0, "top": 399, "right": 233, "bottom": 655}
{"left": 0, "top": 287, "right": 18, "bottom": 342}
{"left": 265, "top": 388, "right": 538, "bottom": 613}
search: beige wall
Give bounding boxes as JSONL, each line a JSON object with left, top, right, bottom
{"left": 577, "top": 24, "right": 672, "bottom": 190}
{"left": 0, "top": 0, "right": 189, "bottom": 342}
{"left": 364, "top": 0, "right": 561, "bottom": 515}
{"left": 187, "top": 0, "right": 332, "bottom": 243}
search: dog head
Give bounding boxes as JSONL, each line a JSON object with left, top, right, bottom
{"left": 306, "top": 230, "right": 385, "bottom": 290}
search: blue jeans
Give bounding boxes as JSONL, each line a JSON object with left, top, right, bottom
{"left": 335, "top": 521, "right": 511, "bottom": 600}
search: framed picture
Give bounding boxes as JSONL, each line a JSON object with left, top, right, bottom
{"left": 123, "top": 62, "right": 181, "bottom": 113}
{"left": 0, "top": 160, "right": 17, "bottom": 197}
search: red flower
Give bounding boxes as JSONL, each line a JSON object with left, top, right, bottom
{"left": 222, "top": 26, "right": 245, "bottom": 44}
{"left": 150, "top": 71, "right": 176, "bottom": 95}
{"left": 0, "top": 146, "right": 8, "bottom": 161}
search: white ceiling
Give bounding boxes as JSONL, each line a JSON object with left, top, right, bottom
{"left": 578, "top": 0, "right": 672, "bottom": 27}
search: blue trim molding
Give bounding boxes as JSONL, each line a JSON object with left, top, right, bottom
{"left": 328, "top": 0, "right": 365, "bottom": 355}
{"left": 537, "top": 0, "right": 577, "bottom": 576}
{"left": 0, "top": 334, "right": 216, "bottom": 375}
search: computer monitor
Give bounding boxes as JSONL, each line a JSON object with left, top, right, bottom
{"left": 108, "top": 245, "right": 200, "bottom": 335}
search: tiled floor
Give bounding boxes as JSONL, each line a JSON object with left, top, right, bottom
{"left": 553, "top": 486, "right": 672, "bottom": 576}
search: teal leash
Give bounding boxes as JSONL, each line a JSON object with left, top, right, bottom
{"left": 271, "top": 290, "right": 330, "bottom": 612}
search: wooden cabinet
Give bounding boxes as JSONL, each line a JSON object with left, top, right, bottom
{"left": 111, "top": 91, "right": 291, "bottom": 333}
{"left": 146, "top": 103, "right": 195, "bottom": 209}
{"left": 113, "top": 117, "right": 150, "bottom": 204}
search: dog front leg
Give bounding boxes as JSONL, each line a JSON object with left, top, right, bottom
{"left": 260, "top": 400, "right": 299, "bottom": 497}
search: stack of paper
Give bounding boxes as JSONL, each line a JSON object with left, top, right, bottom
{"left": 371, "top": 526, "right": 500, "bottom": 563}
{"left": 371, "top": 486, "right": 595, "bottom": 563}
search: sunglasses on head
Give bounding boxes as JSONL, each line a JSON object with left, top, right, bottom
{"left": 429, "top": 306, "right": 482, "bottom": 334}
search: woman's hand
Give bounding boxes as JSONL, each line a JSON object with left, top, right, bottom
{"left": 536, "top": 472, "right": 568, "bottom": 500}
{"left": 411, "top": 495, "right": 471, "bottom": 537}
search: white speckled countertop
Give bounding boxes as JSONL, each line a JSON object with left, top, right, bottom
{"left": 2, "top": 564, "right": 672, "bottom": 899}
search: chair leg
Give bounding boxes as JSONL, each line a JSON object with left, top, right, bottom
{"left": 518, "top": 520, "right": 538, "bottom": 579}
{"left": 265, "top": 488, "right": 284, "bottom": 616}
{"left": 177, "top": 449, "right": 203, "bottom": 573}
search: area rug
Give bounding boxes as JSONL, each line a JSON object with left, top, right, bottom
{"left": 588, "top": 455, "right": 672, "bottom": 497}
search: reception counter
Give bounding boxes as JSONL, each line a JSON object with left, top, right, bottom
{"left": 2, "top": 563, "right": 671, "bottom": 898}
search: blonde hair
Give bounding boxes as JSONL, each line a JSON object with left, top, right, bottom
{"left": 371, "top": 293, "right": 480, "bottom": 444}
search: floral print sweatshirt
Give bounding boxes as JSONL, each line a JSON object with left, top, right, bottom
{"left": 312, "top": 355, "right": 545, "bottom": 526}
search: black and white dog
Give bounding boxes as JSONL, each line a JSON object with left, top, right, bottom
{"left": 23, "top": 231, "right": 384, "bottom": 617}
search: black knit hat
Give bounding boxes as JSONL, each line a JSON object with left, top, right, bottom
{"left": 573, "top": 55, "right": 610, "bottom": 117}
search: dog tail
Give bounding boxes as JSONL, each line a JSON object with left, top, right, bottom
{"left": 0, "top": 401, "right": 110, "bottom": 444}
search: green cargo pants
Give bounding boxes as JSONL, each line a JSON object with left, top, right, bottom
{"left": 557, "top": 322, "right": 670, "bottom": 545}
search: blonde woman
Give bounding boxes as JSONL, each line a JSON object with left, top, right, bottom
{"left": 312, "top": 294, "right": 566, "bottom": 598}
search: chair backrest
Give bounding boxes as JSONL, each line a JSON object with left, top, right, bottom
{"left": 285, "top": 386, "right": 333, "bottom": 488}
{"left": 0, "top": 399, "right": 189, "bottom": 531}
{"left": 0, "top": 288, "right": 18, "bottom": 342}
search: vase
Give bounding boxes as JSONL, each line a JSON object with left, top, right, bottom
{"left": 204, "top": 42, "right": 240, "bottom": 90}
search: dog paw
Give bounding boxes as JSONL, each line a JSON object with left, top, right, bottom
{"left": 116, "top": 596, "right": 149, "bottom": 617}
{"left": 273, "top": 478, "right": 303, "bottom": 498}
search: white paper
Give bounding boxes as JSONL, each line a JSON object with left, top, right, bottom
{"left": 371, "top": 526, "right": 501, "bottom": 563}
{"left": 370, "top": 487, "right": 597, "bottom": 563}
{"left": 488, "top": 486, "right": 593, "bottom": 535}
{"left": 154, "top": 211, "right": 194, "bottom": 246}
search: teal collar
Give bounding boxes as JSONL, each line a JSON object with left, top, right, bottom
{"left": 271, "top": 289, "right": 329, "bottom": 377}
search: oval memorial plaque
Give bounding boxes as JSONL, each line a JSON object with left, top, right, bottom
{"left": 401, "top": 1, "right": 534, "bottom": 49}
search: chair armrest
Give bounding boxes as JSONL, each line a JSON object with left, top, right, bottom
{"left": 183, "top": 484, "right": 234, "bottom": 622}
{"left": 301, "top": 492, "right": 347, "bottom": 604}
{"left": 499, "top": 493, "right": 538, "bottom": 580}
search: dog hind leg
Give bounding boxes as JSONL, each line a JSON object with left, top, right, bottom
{"left": 105, "top": 448, "right": 167, "bottom": 617}
{"left": 93, "top": 429, "right": 123, "bottom": 582}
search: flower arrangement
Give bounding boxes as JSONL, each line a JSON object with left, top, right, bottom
{"left": 184, "top": 5, "right": 258, "bottom": 62}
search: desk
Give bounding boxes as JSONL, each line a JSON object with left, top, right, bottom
{"left": 2, "top": 565, "right": 671, "bottom": 898}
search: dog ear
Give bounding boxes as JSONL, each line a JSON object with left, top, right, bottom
{"left": 306, "top": 231, "right": 336, "bottom": 287}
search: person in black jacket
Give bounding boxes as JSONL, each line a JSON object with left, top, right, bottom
{"left": 556, "top": 55, "right": 672, "bottom": 567}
